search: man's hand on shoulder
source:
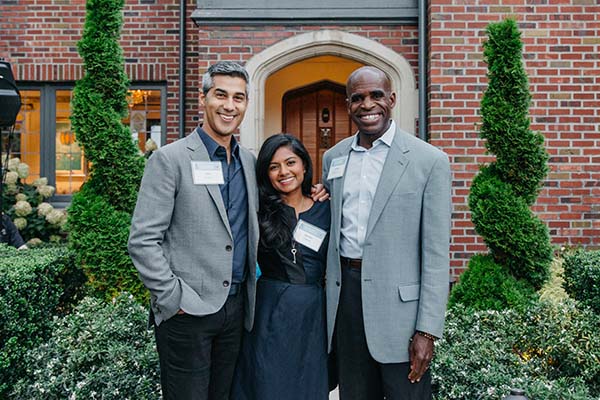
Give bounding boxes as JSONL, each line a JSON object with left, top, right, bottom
{"left": 311, "top": 183, "right": 329, "bottom": 202}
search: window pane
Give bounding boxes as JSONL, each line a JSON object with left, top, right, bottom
{"left": 124, "top": 89, "right": 162, "bottom": 153}
{"left": 5, "top": 90, "right": 41, "bottom": 184}
{"left": 55, "top": 90, "right": 87, "bottom": 195}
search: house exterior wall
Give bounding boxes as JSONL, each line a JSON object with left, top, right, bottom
{"left": 0, "top": 0, "right": 598, "bottom": 278}
{"left": 428, "top": 1, "right": 600, "bottom": 274}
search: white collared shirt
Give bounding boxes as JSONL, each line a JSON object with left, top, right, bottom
{"left": 340, "top": 120, "right": 396, "bottom": 258}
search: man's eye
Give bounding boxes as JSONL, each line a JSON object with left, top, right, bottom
{"left": 350, "top": 95, "right": 362, "bottom": 103}
{"left": 234, "top": 95, "right": 246, "bottom": 102}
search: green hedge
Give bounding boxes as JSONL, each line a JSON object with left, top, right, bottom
{"left": 432, "top": 300, "right": 600, "bottom": 399}
{"left": 562, "top": 249, "right": 600, "bottom": 313}
{"left": 0, "top": 244, "right": 86, "bottom": 397}
{"left": 12, "top": 294, "right": 160, "bottom": 399}
{"left": 448, "top": 254, "right": 537, "bottom": 311}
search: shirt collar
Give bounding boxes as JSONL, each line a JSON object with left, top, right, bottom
{"left": 198, "top": 127, "right": 240, "bottom": 159}
{"left": 350, "top": 120, "right": 396, "bottom": 151}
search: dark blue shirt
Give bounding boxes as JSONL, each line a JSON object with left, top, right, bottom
{"left": 198, "top": 128, "right": 248, "bottom": 285}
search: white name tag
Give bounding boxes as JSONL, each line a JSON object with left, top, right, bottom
{"left": 191, "top": 161, "right": 224, "bottom": 185}
{"left": 293, "top": 219, "right": 327, "bottom": 252}
{"left": 326, "top": 156, "right": 348, "bottom": 180}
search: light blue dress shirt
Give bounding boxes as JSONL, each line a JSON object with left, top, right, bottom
{"left": 340, "top": 120, "right": 396, "bottom": 259}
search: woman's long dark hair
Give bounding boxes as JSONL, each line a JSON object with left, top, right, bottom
{"left": 256, "top": 133, "right": 314, "bottom": 249}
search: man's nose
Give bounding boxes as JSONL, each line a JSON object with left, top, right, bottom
{"left": 361, "top": 96, "right": 376, "bottom": 109}
{"left": 223, "top": 96, "right": 235, "bottom": 110}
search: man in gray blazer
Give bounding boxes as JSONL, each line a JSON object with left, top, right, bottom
{"left": 128, "top": 61, "right": 259, "bottom": 400}
{"left": 323, "top": 66, "right": 451, "bottom": 400}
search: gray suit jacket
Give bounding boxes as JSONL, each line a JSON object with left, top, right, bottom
{"left": 322, "top": 126, "right": 451, "bottom": 363}
{"left": 128, "top": 130, "right": 259, "bottom": 329}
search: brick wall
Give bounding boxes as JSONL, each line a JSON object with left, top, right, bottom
{"left": 429, "top": 0, "right": 600, "bottom": 276}
{"left": 0, "top": 0, "right": 200, "bottom": 142}
{"left": 1, "top": 0, "right": 598, "bottom": 279}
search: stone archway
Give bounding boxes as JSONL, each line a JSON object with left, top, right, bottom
{"left": 240, "top": 29, "right": 418, "bottom": 153}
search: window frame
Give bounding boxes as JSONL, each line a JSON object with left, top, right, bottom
{"left": 14, "top": 82, "right": 167, "bottom": 207}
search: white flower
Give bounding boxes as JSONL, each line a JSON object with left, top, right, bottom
{"left": 15, "top": 193, "right": 28, "bottom": 202}
{"left": 49, "top": 234, "right": 62, "bottom": 243}
{"left": 45, "top": 209, "right": 65, "bottom": 225}
{"left": 4, "top": 171, "right": 18, "bottom": 184}
{"left": 7, "top": 157, "right": 20, "bottom": 171}
{"left": 14, "top": 200, "right": 33, "bottom": 216}
{"left": 37, "top": 185, "right": 55, "bottom": 198}
{"left": 16, "top": 162, "right": 29, "bottom": 179}
{"left": 5, "top": 183, "right": 18, "bottom": 194}
{"left": 13, "top": 217, "right": 27, "bottom": 230}
{"left": 37, "top": 202, "right": 54, "bottom": 216}
{"left": 33, "top": 177, "right": 48, "bottom": 187}
{"left": 145, "top": 138, "right": 158, "bottom": 152}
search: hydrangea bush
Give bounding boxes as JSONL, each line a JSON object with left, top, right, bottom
{"left": 2, "top": 156, "right": 67, "bottom": 243}
{"left": 11, "top": 294, "right": 160, "bottom": 400}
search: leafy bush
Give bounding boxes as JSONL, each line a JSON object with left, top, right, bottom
{"left": 448, "top": 254, "right": 536, "bottom": 311}
{"left": 0, "top": 244, "right": 86, "bottom": 397}
{"left": 562, "top": 249, "right": 600, "bottom": 313}
{"left": 468, "top": 18, "right": 553, "bottom": 290}
{"left": 432, "top": 300, "right": 600, "bottom": 399}
{"left": 68, "top": 0, "right": 146, "bottom": 302}
{"left": 11, "top": 294, "right": 160, "bottom": 400}
{"left": 67, "top": 185, "right": 147, "bottom": 301}
{"left": 1, "top": 157, "right": 67, "bottom": 243}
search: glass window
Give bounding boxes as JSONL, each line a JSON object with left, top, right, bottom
{"left": 125, "top": 89, "right": 163, "bottom": 154}
{"left": 7, "top": 90, "right": 42, "bottom": 184}
{"left": 7, "top": 84, "right": 166, "bottom": 203}
{"left": 55, "top": 90, "right": 87, "bottom": 195}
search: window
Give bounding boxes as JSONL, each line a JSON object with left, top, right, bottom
{"left": 3, "top": 84, "right": 166, "bottom": 204}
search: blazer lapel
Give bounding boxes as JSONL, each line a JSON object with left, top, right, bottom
{"left": 332, "top": 141, "right": 353, "bottom": 250}
{"left": 185, "top": 130, "right": 232, "bottom": 238}
{"left": 365, "top": 129, "right": 410, "bottom": 239}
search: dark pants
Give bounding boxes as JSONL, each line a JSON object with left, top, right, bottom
{"left": 334, "top": 265, "right": 432, "bottom": 400}
{"left": 154, "top": 292, "right": 245, "bottom": 400}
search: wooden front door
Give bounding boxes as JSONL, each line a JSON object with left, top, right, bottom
{"left": 282, "top": 80, "right": 356, "bottom": 182}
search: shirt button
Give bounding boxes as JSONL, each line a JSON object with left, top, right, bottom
{"left": 336, "top": 281, "right": 340, "bottom": 287}
{"left": 223, "top": 281, "right": 230, "bottom": 287}
{"left": 225, "top": 245, "right": 232, "bottom": 251}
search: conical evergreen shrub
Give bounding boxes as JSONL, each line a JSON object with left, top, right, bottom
{"left": 452, "top": 19, "right": 553, "bottom": 310}
{"left": 68, "top": 0, "right": 146, "bottom": 301}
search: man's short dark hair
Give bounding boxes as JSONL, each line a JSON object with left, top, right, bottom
{"left": 202, "top": 61, "right": 250, "bottom": 95}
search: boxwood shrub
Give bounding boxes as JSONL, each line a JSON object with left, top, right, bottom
{"left": 448, "top": 254, "right": 537, "bottom": 311}
{"left": 11, "top": 294, "right": 160, "bottom": 399}
{"left": 562, "top": 249, "right": 600, "bottom": 313}
{"left": 432, "top": 300, "right": 600, "bottom": 399}
{"left": 0, "top": 244, "right": 86, "bottom": 397}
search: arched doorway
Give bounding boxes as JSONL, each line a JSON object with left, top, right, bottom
{"left": 282, "top": 80, "right": 356, "bottom": 180}
{"left": 241, "top": 30, "right": 418, "bottom": 156}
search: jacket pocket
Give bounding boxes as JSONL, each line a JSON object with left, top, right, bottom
{"left": 398, "top": 284, "right": 420, "bottom": 302}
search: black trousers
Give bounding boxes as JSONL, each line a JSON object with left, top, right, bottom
{"left": 334, "top": 265, "right": 432, "bottom": 400}
{"left": 154, "top": 292, "right": 245, "bottom": 400}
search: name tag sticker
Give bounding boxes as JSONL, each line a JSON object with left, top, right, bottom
{"left": 191, "top": 161, "right": 224, "bottom": 185}
{"left": 293, "top": 219, "right": 327, "bottom": 252}
{"left": 327, "top": 156, "right": 348, "bottom": 180}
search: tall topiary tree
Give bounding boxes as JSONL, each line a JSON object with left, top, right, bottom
{"left": 68, "top": 0, "right": 146, "bottom": 301}
{"left": 454, "top": 19, "right": 553, "bottom": 310}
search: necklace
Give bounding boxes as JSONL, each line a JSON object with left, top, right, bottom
{"left": 290, "top": 196, "right": 306, "bottom": 264}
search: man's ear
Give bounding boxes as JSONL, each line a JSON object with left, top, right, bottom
{"left": 389, "top": 92, "right": 397, "bottom": 108}
{"left": 199, "top": 91, "right": 206, "bottom": 107}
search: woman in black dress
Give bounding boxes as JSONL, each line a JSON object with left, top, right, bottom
{"left": 232, "top": 134, "right": 330, "bottom": 400}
